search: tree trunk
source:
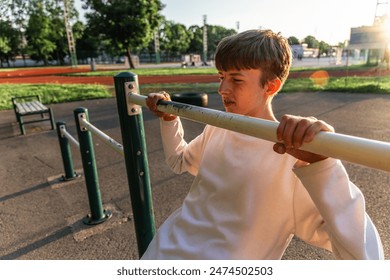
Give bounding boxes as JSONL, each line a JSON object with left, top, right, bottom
{"left": 22, "top": 55, "right": 27, "bottom": 67}
{"left": 126, "top": 47, "right": 135, "bottom": 69}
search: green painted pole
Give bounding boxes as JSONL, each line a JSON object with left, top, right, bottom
{"left": 114, "top": 72, "right": 155, "bottom": 258}
{"left": 56, "top": 121, "right": 79, "bottom": 181}
{"left": 74, "top": 108, "right": 112, "bottom": 225}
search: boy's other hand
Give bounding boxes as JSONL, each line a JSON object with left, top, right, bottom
{"left": 146, "top": 92, "right": 177, "bottom": 121}
{"left": 273, "top": 114, "right": 335, "bottom": 164}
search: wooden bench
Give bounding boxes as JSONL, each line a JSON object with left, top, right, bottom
{"left": 12, "top": 95, "right": 55, "bottom": 135}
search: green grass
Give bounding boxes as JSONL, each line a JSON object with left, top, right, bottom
{"left": 281, "top": 76, "right": 390, "bottom": 93}
{"left": 290, "top": 63, "right": 368, "bottom": 72}
{"left": 0, "top": 83, "right": 111, "bottom": 110}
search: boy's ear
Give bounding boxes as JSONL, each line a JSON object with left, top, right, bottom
{"left": 265, "top": 78, "right": 282, "bottom": 96}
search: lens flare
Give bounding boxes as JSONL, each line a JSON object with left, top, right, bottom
{"left": 310, "top": 70, "right": 329, "bottom": 87}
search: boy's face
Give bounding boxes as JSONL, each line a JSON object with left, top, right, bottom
{"left": 217, "top": 68, "right": 272, "bottom": 118}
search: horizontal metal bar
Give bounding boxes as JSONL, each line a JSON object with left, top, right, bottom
{"left": 59, "top": 125, "right": 79, "bottom": 148}
{"left": 127, "top": 93, "right": 390, "bottom": 172}
{"left": 19, "top": 118, "right": 52, "bottom": 124}
{"left": 79, "top": 118, "right": 124, "bottom": 156}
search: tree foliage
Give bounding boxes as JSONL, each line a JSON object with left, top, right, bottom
{"left": 187, "top": 25, "right": 203, "bottom": 55}
{"left": 207, "top": 25, "right": 236, "bottom": 59}
{"left": 303, "top": 35, "right": 319, "bottom": 49}
{"left": 159, "top": 19, "right": 192, "bottom": 58}
{"left": 24, "top": 1, "right": 57, "bottom": 65}
{"left": 318, "top": 40, "right": 331, "bottom": 55}
{"left": 0, "top": 19, "right": 20, "bottom": 67}
{"left": 288, "top": 36, "right": 300, "bottom": 45}
{"left": 82, "top": 0, "right": 164, "bottom": 68}
{"left": 186, "top": 25, "right": 236, "bottom": 59}
{"left": 0, "top": 0, "right": 341, "bottom": 68}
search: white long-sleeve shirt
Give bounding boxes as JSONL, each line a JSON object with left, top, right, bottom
{"left": 142, "top": 118, "right": 384, "bottom": 260}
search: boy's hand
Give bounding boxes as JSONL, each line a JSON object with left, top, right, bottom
{"left": 273, "top": 114, "right": 335, "bottom": 164}
{"left": 146, "top": 92, "right": 177, "bottom": 121}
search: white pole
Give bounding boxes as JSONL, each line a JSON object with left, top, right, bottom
{"left": 59, "top": 125, "right": 79, "bottom": 148}
{"left": 79, "top": 118, "right": 124, "bottom": 156}
{"left": 127, "top": 94, "right": 390, "bottom": 172}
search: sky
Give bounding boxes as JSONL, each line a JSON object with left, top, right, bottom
{"left": 75, "top": 0, "right": 387, "bottom": 45}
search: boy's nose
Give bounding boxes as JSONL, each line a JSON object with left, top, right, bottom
{"left": 218, "top": 80, "right": 229, "bottom": 96}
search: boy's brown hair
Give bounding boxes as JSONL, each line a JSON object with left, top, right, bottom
{"left": 215, "top": 29, "right": 292, "bottom": 87}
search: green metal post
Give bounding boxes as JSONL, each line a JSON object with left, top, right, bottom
{"left": 56, "top": 121, "right": 79, "bottom": 181}
{"left": 114, "top": 72, "right": 155, "bottom": 258}
{"left": 74, "top": 108, "right": 112, "bottom": 225}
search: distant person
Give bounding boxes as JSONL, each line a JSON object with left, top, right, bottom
{"left": 142, "top": 29, "right": 384, "bottom": 260}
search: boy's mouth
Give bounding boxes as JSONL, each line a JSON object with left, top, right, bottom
{"left": 223, "top": 98, "right": 235, "bottom": 107}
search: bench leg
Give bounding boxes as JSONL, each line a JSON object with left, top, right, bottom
{"left": 18, "top": 115, "right": 26, "bottom": 135}
{"left": 49, "top": 108, "right": 55, "bottom": 130}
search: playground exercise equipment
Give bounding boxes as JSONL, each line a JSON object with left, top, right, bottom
{"left": 56, "top": 72, "right": 155, "bottom": 257}
{"left": 56, "top": 71, "right": 390, "bottom": 259}
{"left": 57, "top": 110, "right": 113, "bottom": 226}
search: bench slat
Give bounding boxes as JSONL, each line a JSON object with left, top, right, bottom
{"left": 16, "top": 103, "right": 28, "bottom": 114}
{"left": 16, "top": 101, "right": 48, "bottom": 115}
{"left": 22, "top": 102, "right": 34, "bottom": 113}
{"left": 24, "top": 102, "right": 35, "bottom": 113}
{"left": 30, "top": 101, "right": 47, "bottom": 111}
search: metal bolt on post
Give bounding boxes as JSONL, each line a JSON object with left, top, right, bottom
{"left": 74, "top": 108, "right": 112, "bottom": 225}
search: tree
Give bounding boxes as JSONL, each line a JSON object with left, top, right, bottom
{"left": 25, "top": 1, "right": 57, "bottom": 65}
{"left": 1, "top": 0, "right": 30, "bottom": 65}
{"left": 303, "top": 35, "right": 319, "bottom": 49}
{"left": 288, "top": 36, "right": 300, "bottom": 45}
{"left": 46, "top": 0, "right": 80, "bottom": 65}
{"left": 187, "top": 25, "right": 236, "bottom": 59}
{"left": 206, "top": 25, "right": 236, "bottom": 59}
{"left": 74, "top": 22, "right": 100, "bottom": 63}
{"left": 0, "top": 0, "right": 29, "bottom": 24}
{"left": 82, "top": 0, "right": 164, "bottom": 68}
{"left": 159, "top": 20, "right": 192, "bottom": 59}
{"left": 0, "top": 19, "right": 21, "bottom": 67}
{"left": 23, "top": 0, "right": 80, "bottom": 66}
{"left": 187, "top": 25, "right": 203, "bottom": 55}
{"left": 318, "top": 40, "right": 331, "bottom": 56}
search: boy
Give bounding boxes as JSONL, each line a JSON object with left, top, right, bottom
{"left": 142, "top": 29, "right": 383, "bottom": 259}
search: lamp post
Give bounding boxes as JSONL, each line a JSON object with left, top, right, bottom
{"left": 203, "top": 15, "right": 208, "bottom": 65}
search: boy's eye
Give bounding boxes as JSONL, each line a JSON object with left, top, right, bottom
{"left": 233, "top": 78, "right": 243, "bottom": 83}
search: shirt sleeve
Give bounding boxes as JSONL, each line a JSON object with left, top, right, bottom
{"left": 160, "top": 117, "right": 206, "bottom": 176}
{"left": 293, "top": 158, "right": 384, "bottom": 260}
